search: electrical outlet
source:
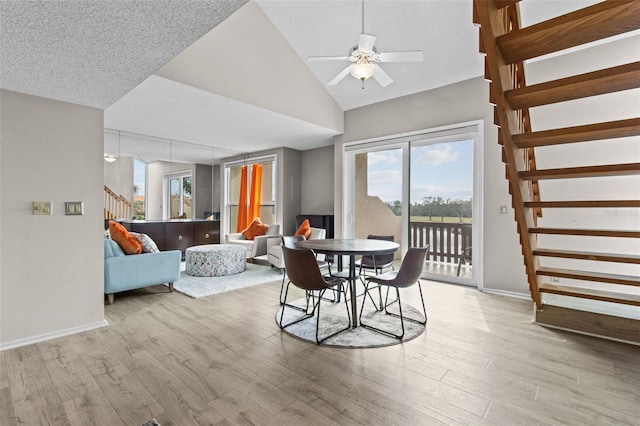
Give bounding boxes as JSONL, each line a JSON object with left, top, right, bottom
{"left": 499, "top": 205, "right": 508, "bottom": 215}
{"left": 551, "top": 276, "right": 560, "bottom": 283}
{"left": 33, "top": 201, "right": 52, "bottom": 215}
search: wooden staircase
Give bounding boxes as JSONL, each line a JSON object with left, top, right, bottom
{"left": 474, "top": 0, "right": 640, "bottom": 344}
{"left": 104, "top": 185, "right": 132, "bottom": 220}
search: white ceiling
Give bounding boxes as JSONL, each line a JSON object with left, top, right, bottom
{"left": 1, "top": 0, "right": 604, "bottom": 165}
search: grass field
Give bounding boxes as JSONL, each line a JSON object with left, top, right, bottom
{"left": 410, "top": 216, "right": 472, "bottom": 224}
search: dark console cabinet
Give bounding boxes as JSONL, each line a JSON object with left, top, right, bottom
{"left": 118, "top": 220, "right": 220, "bottom": 254}
{"left": 165, "top": 222, "right": 194, "bottom": 254}
{"left": 193, "top": 221, "right": 221, "bottom": 246}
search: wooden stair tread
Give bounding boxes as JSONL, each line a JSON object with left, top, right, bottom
{"left": 530, "top": 228, "right": 640, "bottom": 238}
{"left": 539, "top": 283, "right": 640, "bottom": 306}
{"left": 505, "top": 62, "right": 640, "bottom": 109}
{"left": 537, "top": 267, "right": 640, "bottom": 286}
{"left": 519, "top": 163, "right": 640, "bottom": 180}
{"left": 533, "top": 249, "right": 640, "bottom": 264}
{"left": 512, "top": 118, "right": 640, "bottom": 148}
{"left": 497, "top": 0, "right": 640, "bottom": 64}
{"left": 524, "top": 200, "right": 640, "bottom": 208}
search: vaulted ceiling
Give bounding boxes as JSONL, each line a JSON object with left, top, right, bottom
{"left": 1, "top": 0, "right": 605, "bottom": 164}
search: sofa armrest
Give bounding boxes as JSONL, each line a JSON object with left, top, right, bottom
{"left": 225, "top": 233, "right": 246, "bottom": 244}
{"left": 251, "top": 234, "right": 283, "bottom": 258}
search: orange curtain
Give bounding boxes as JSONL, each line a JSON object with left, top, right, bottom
{"left": 236, "top": 165, "right": 249, "bottom": 232}
{"left": 248, "top": 163, "right": 263, "bottom": 221}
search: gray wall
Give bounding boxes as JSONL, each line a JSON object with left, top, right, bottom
{"left": 0, "top": 90, "right": 106, "bottom": 348}
{"left": 300, "top": 145, "right": 334, "bottom": 215}
{"left": 195, "top": 164, "right": 213, "bottom": 218}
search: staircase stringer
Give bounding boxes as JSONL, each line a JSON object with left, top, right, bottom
{"left": 475, "top": 0, "right": 541, "bottom": 307}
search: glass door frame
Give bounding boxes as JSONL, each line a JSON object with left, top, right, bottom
{"left": 164, "top": 170, "right": 192, "bottom": 219}
{"left": 341, "top": 121, "right": 484, "bottom": 290}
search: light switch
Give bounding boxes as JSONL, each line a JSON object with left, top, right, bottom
{"left": 499, "top": 205, "right": 508, "bottom": 215}
{"left": 33, "top": 201, "right": 52, "bottom": 215}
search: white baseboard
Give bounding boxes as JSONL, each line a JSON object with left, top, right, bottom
{"left": 0, "top": 319, "right": 109, "bottom": 352}
{"left": 481, "top": 288, "right": 531, "bottom": 300}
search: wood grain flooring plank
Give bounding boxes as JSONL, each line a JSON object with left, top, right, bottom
{"left": 123, "top": 350, "right": 216, "bottom": 425}
{"left": 38, "top": 339, "right": 100, "bottom": 403}
{"left": 0, "top": 386, "right": 18, "bottom": 426}
{"left": 2, "top": 278, "right": 638, "bottom": 425}
{"left": 6, "top": 357, "right": 70, "bottom": 426}
{"left": 207, "top": 389, "right": 284, "bottom": 426}
{"left": 273, "top": 398, "right": 342, "bottom": 426}
{"left": 62, "top": 389, "right": 125, "bottom": 426}
{"left": 83, "top": 350, "right": 164, "bottom": 425}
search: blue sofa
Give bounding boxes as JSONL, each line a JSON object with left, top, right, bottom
{"left": 104, "top": 239, "right": 181, "bottom": 304}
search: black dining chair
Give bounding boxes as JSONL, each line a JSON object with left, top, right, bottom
{"left": 355, "top": 235, "right": 395, "bottom": 278}
{"left": 278, "top": 235, "right": 307, "bottom": 306}
{"left": 278, "top": 246, "right": 351, "bottom": 344}
{"left": 359, "top": 246, "right": 429, "bottom": 339}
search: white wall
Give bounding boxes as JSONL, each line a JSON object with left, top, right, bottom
{"left": 335, "top": 76, "right": 529, "bottom": 295}
{"left": 526, "top": 35, "right": 640, "bottom": 284}
{"left": 104, "top": 155, "right": 134, "bottom": 204}
{"left": 0, "top": 90, "right": 106, "bottom": 348}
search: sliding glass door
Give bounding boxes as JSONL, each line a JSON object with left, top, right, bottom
{"left": 410, "top": 140, "right": 473, "bottom": 281}
{"left": 343, "top": 123, "right": 482, "bottom": 287}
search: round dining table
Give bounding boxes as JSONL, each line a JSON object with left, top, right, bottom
{"left": 295, "top": 238, "right": 399, "bottom": 327}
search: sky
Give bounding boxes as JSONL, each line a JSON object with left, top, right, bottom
{"left": 367, "top": 139, "right": 473, "bottom": 203}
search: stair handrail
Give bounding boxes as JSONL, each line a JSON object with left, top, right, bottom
{"left": 104, "top": 185, "right": 132, "bottom": 220}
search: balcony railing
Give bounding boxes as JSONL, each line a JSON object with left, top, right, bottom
{"left": 409, "top": 221, "right": 472, "bottom": 265}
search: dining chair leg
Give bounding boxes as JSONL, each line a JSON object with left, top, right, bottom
{"left": 315, "top": 284, "right": 352, "bottom": 344}
{"left": 279, "top": 282, "right": 316, "bottom": 330}
{"left": 384, "top": 282, "right": 427, "bottom": 326}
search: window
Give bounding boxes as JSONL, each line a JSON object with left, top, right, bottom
{"left": 166, "top": 172, "right": 192, "bottom": 219}
{"left": 226, "top": 158, "right": 275, "bottom": 232}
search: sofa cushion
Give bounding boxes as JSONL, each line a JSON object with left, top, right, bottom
{"left": 242, "top": 217, "right": 269, "bottom": 240}
{"left": 294, "top": 219, "right": 311, "bottom": 239}
{"left": 131, "top": 232, "right": 160, "bottom": 253}
{"left": 108, "top": 220, "right": 142, "bottom": 255}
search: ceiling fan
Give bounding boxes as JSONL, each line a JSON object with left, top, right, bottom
{"left": 306, "top": 1, "right": 423, "bottom": 88}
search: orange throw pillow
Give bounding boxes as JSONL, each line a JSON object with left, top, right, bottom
{"left": 242, "top": 217, "right": 269, "bottom": 240}
{"left": 294, "top": 219, "right": 311, "bottom": 239}
{"left": 109, "top": 220, "right": 142, "bottom": 254}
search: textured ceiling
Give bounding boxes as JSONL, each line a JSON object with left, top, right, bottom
{"left": 1, "top": 0, "right": 609, "bottom": 165}
{"left": 0, "top": 0, "right": 247, "bottom": 109}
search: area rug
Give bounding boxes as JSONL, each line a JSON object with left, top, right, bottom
{"left": 276, "top": 295, "right": 426, "bottom": 348}
{"left": 173, "top": 262, "right": 282, "bottom": 298}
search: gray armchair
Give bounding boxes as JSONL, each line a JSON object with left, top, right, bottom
{"left": 225, "top": 224, "right": 281, "bottom": 260}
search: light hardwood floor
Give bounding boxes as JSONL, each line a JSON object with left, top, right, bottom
{"left": 1, "top": 277, "right": 638, "bottom": 425}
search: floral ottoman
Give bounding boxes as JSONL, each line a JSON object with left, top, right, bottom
{"left": 185, "top": 244, "right": 246, "bottom": 277}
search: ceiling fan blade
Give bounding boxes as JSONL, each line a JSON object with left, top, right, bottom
{"left": 376, "top": 51, "right": 424, "bottom": 63}
{"left": 358, "top": 33, "right": 376, "bottom": 53}
{"left": 307, "top": 56, "right": 351, "bottom": 62}
{"left": 372, "top": 64, "right": 393, "bottom": 87}
{"left": 327, "top": 65, "right": 352, "bottom": 86}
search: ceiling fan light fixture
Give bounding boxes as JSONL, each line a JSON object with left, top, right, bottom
{"left": 350, "top": 62, "right": 375, "bottom": 81}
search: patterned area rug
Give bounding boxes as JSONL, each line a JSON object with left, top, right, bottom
{"left": 276, "top": 295, "right": 426, "bottom": 348}
{"left": 173, "top": 262, "right": 282, "bottom": 298}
